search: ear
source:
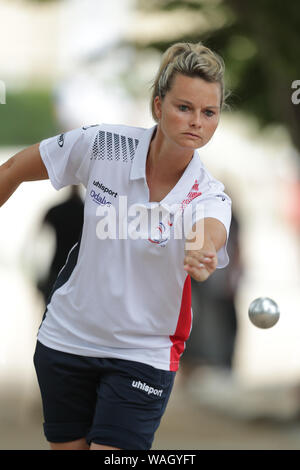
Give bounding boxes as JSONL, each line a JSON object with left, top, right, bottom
{"left": 153, "top": 95, "right": 162, "bottom": 120}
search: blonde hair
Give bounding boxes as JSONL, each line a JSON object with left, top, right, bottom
{"left": 150, "top": 42, "right": 226, "bottom": 122}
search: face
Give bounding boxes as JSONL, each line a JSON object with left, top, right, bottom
{"left": 154, "top": 73, "right": 221, "bottom": 150}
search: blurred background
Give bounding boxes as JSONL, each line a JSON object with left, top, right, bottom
{"left": 1, "top": 0, "right": 300, "bottom": 450}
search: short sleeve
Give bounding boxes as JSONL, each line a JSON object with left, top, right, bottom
{"left": 192, "top": 181, "right": 232, "bottom": 269}
{"left": 39, "top": 125, "right": 100, "bottom": 190}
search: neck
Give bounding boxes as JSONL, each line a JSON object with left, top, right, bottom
{"left": 147, "top": 126, "right": 194, "bottom": 184}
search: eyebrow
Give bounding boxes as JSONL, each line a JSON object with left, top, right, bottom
{"left": 176, "top": 98, "right": 219, "bottom": 109}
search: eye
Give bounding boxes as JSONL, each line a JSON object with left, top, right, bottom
{"left": 204, "top": 109, "right": 215, "bottom": 117}
{"left": 178, "top": 105, "right": 190, "bottom": 112}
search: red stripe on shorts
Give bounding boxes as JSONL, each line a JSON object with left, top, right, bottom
{"left": 169, "top": 275, "right": 192, "bottom": 371}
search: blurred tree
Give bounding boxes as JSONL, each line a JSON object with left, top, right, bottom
{"left": 133, "top": 0, "right": 300, "bottom": 153}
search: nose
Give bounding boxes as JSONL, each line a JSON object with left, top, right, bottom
{"left": 189, "top": 111, "right": 202, "bottom": 128}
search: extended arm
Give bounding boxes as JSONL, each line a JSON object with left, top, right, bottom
{"left": 184, "top": 217, "right": 227, "bottom": 282}
{"left": 0, "top": 143, "right": 48, "bottom": 207}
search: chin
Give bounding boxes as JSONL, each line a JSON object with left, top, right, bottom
{"left": 196, "top": 140, "right": 207, "bottom": 149}
{"left": 180, "top": 138, "right": 202, "bottom": 149}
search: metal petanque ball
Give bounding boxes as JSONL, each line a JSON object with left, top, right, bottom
{"left": 248, "top": 297, "right": 280, "bottom": 329}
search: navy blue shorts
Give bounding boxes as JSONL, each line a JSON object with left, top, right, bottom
{"left": 33, "top": 341, "right": 176, "bottom": 450}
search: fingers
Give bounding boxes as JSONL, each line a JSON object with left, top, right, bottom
{"left": 183, "top": 263, "right": 210, "bottom": 282}
{"left": 183, "top": 250, "right": 217, "bottom": 281}
{"left": 184, "top": 251, "right": 216, "bottom": 270}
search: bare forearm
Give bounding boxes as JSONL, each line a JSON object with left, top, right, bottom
{"left": 0, "top": 158, "right": 20, "bottom": 206}
{"left": 0, "top": 143, "right": 48, "bottom": 207}
{"left": 200, "top": 231, "right": 217, "bottom": 254}
{"left": 203, "top": 218, "right": 227, "bottom": 252}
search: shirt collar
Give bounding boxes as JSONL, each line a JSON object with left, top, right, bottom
{"left": 130, "top": 125, "right": 157, "bottom": 181}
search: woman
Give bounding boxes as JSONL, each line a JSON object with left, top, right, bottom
{"left": 0, "top": 42, "right": 231, "bottom": 450}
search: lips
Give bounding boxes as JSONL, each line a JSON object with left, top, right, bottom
{"left": 183, "top": 132, "right": 201, "bottom": 138}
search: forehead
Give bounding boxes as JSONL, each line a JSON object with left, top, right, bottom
{"left": 168, "top": 73, "right": 221, "bottom": 105}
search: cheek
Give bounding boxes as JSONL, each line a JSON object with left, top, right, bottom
{"left": 201, "top": 118, "right": 219, "bottom": 143}
{"left": 162, "top": 109, "right": 182, "bottom": 129}
{"left": 170, "top": 109, "right": 188, "bottom": 125}
{"left": 206, "top": 117, "right": 219, "bottom": 133}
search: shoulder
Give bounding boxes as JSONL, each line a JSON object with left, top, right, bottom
{"left": 88, "top": 123, "right": 151, "bottom": 163}
{"left": 193, "top": 153, "right": 225, "bottom": 193}
{"left": 97, "top": 123, "right": 148, "bottom": 139}
{"left": 190, "top": 153, "right": 231, "bottom": 209}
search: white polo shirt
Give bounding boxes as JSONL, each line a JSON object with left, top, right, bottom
{"left": 37, "top": 123, "right": 232, "bottom": 371}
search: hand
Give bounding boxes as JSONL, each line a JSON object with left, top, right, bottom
{"left": 183, "top": 250, "right": 217, "bottom": 282}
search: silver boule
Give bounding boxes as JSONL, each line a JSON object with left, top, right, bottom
{"left": 248, "top": 297, "right": 280, "bottom": 329}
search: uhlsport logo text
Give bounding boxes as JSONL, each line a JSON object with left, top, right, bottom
{"left": 131, "top": 380, "right": 163, "bottom": 397}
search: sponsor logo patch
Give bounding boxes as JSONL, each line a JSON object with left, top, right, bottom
{"left": 131, "top": 380, "right": 163, "bottom": 397}
{"left": 90, "top": 189, "right": 112, "bottom": 206}
{"left": 57, "top": 134, "right": 65, "bottom": 148}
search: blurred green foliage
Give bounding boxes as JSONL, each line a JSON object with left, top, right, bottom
{"left": 0, "top": 89, "right": 59, "bottom": 146}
